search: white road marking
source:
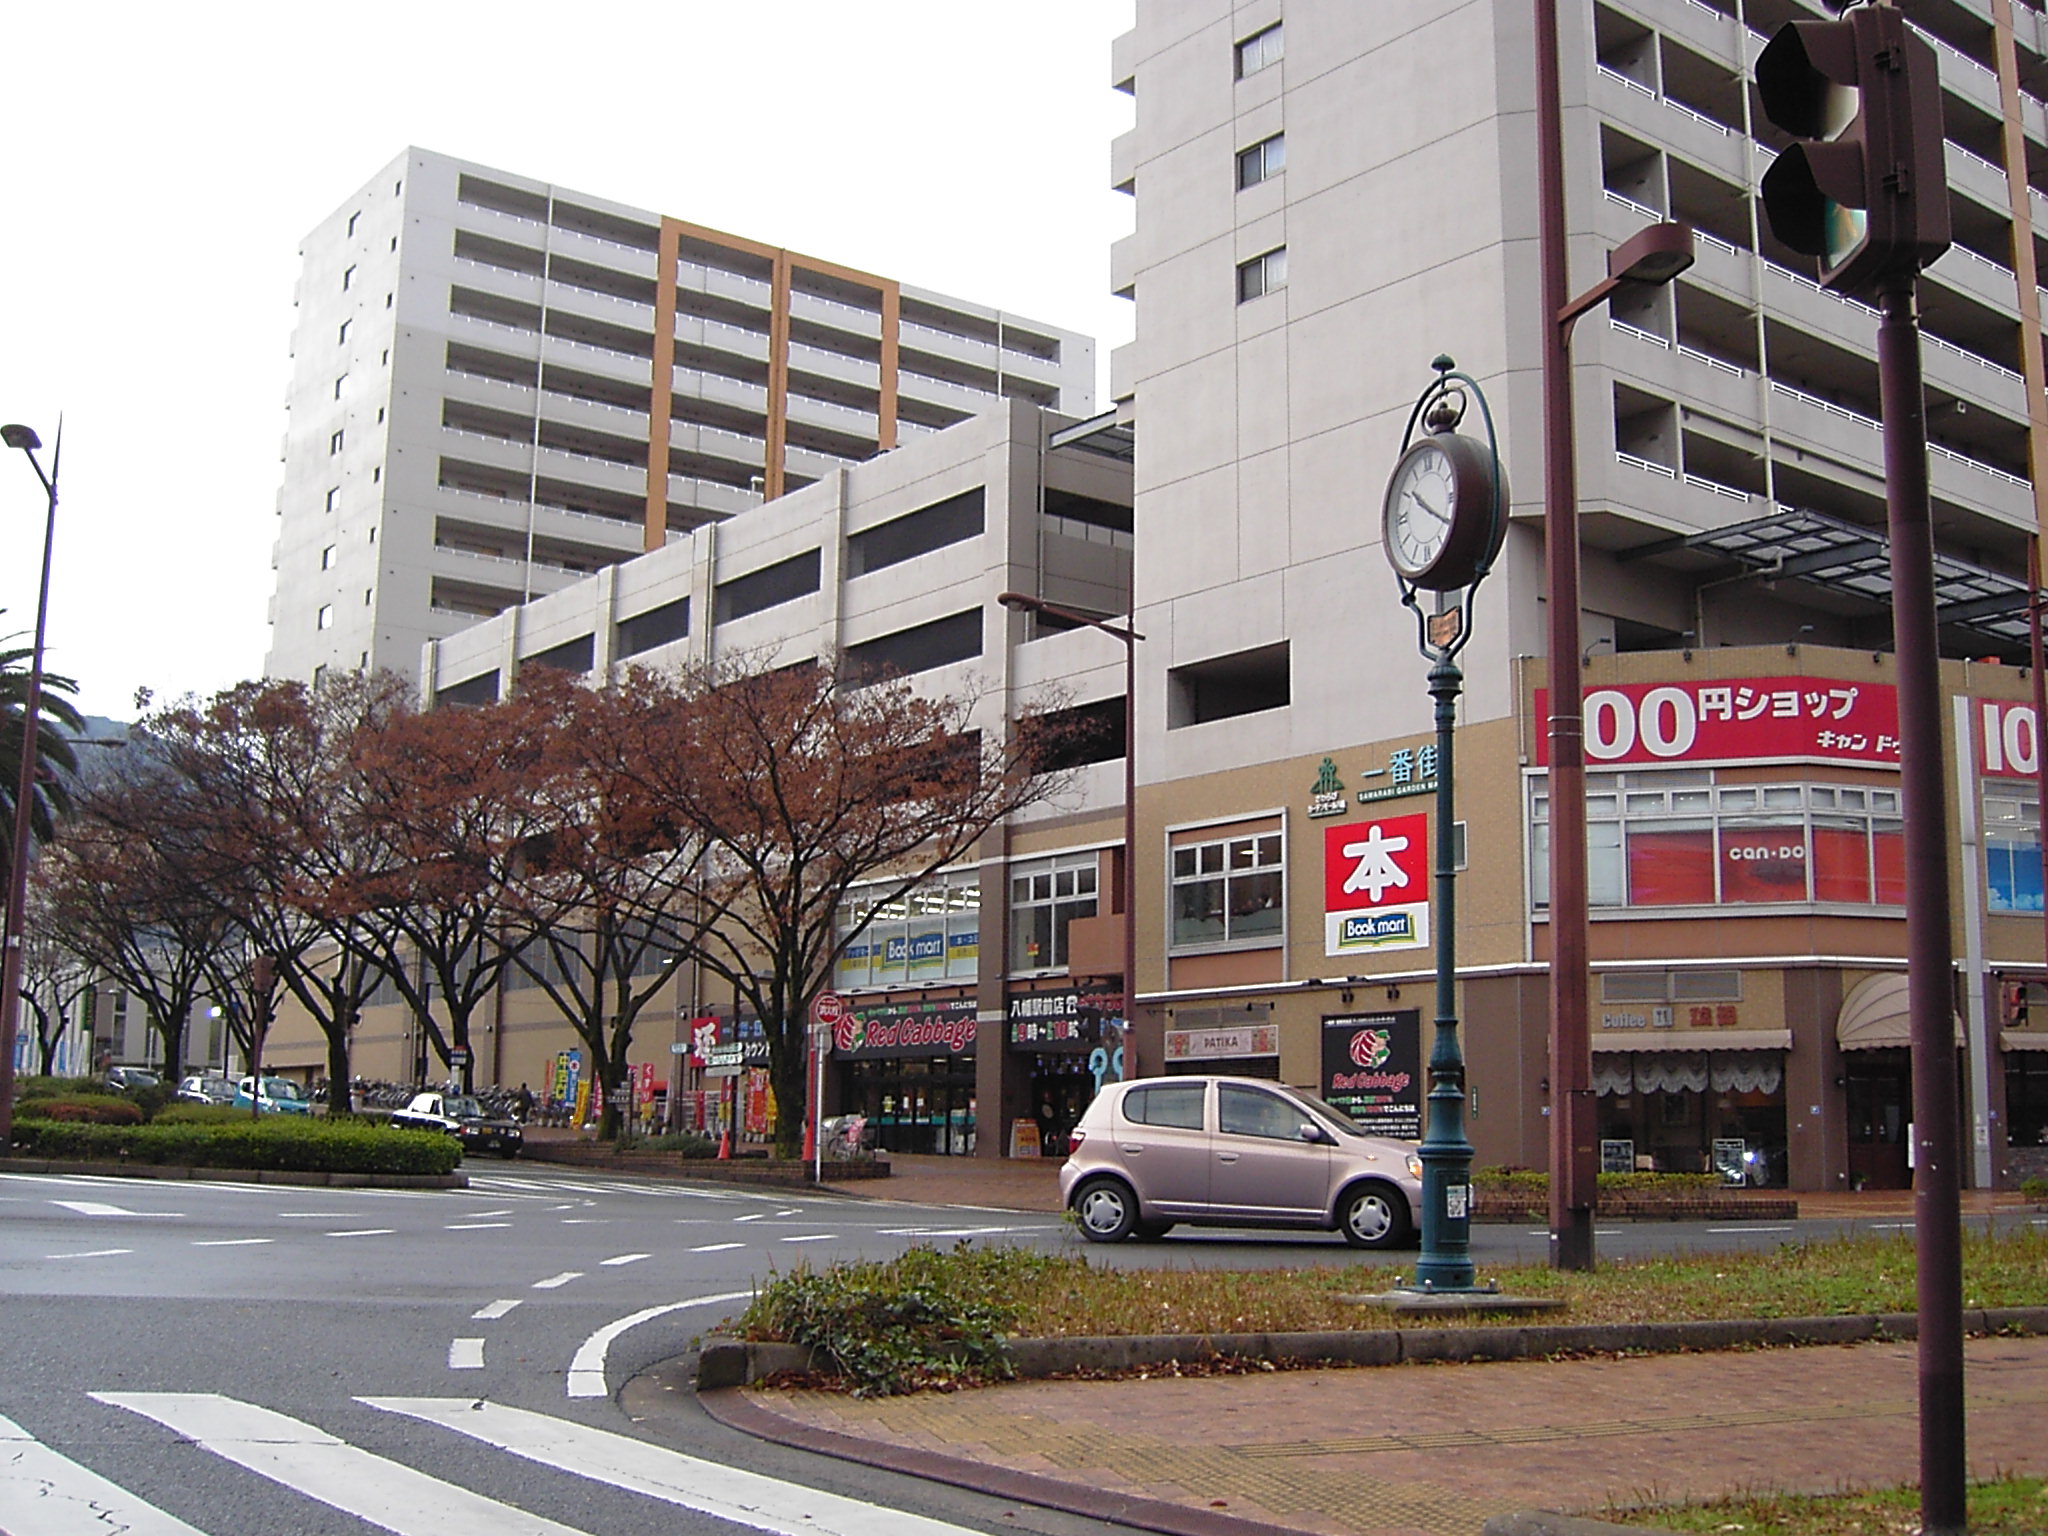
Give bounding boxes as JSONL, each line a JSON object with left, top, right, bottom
{"left": 0, "top": 1409, "right": 206, "bottom": 1535}
{"left": 689, "top": 1242, "right": 745, "bottom": 1253}
{"left": 471, "top": 1299, "right": 522, "bottom": 1320}
{"left": 448, "top": 1338, "right": 486, "bottom": 1370}
{"left": 325, "top": 1228, "right": 395, "bottom": 1239}
{"left": 95, "top": 1394, "right": 592, "bottom": 1536}
{"left": 780, "top": 1233, "right": 836, "bottom": 1243}
{"left": 46, "top": 1249, "right": 132, "bottom": 1260}
{"left": 368, "top": 1396, "right": 989, "bottom": 1534}
{"left": 1872, "top": 1221, "right": 1916, "bottom": 1230}
{"left": 562, "top": 1291, "right": 754, "bottom": 1398}
{"left": 599, "top": 1252, "right": 648, "bottom": 1266}
{"left": 774, "top": 1208, "right": 800, "bottom": 1216}
{"left": 532, "top": 1271, "right": 582, "bottom": 1289}
{"left": 463, "top": 1208, "right": 515, "bottom": 1217}
{"left": 49, "top": 1200, "right": 180, "bottom": 1218}
{"left": 194, "top": 1238, "right": 275, "bottom": 1248}
{"left": 733, "top": 1212, "right": 767, "bottom": 1223}
{"left": 445, "top": 1222, "right": 512, "bottom": 1231}
{"left": 1707, "top": 1224, "right": 1795, "bottom": 1234}
{"left": 277, "top": 1211, "right": 359, "bottom": 1218}
{"left": 559, "top": 1218, "right": 609, "bottom": 1225}
{"left": 876, "top": 1224, "right": 1055, "bottom": 1238}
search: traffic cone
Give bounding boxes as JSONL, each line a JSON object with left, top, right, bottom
{"left": 802, "top": 1116, "right": 815, "bottom": 1162}
{"left": 717, "top": 1126, "right": 731, "bottom": 1159}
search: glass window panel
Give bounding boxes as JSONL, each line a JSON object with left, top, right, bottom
{"left": 1719, "top": 819, "right": 1810, "bottom": 902}
{"left": 1173, "top": 847, "right": 1196, "bottom": 879}
{"left": 1011, "top": 904, "right": 1054, "bottom": 970}
{"left": 1671, "top": 790, "right": 1712, "bottom": 813}
{"left": 1055, "top": 869, "right": 1075, "bottom": 898}
{"left": 1530, "top": 822, "right": 1550, "bottom": 906}
{"left": 1229, "top": 870, "right": 1284, "bottom": 938}
{"left": 1870, "top": 791, "right": 1898, "bottom": 814}
{"left": 1718, "top": 788, "right": 1758, "bottom": 810}
{"left": 1762, "top": 787, "right": 1804, "bottom": 809}
{"left": 1838, "top": 788, "right": 1867, "bottom": 809}
{"left": 1173, "top": 879, "right": 1226, "bottom": 945}
{"left": 1257, "top": 834, "right": 1282, "bottom": 864}
{"left": 1872, "top": 822, "right": 1907, "bottom": 904}
{"left": 1586, "top": 793, "right": 1620, "bottom": 814}
{"left": 1627, "top": 822, "right": 1715, "bottom": 905}
{"left": 1201, "top": 845, "right": 1224, "bottom": 875}
{"left": 1811, "top": 817, "right": 1871, "bottom": 903}
{"left": 1077, "top": 864, "right": 1098, "bottom": 894}
{"left": 1589, "top": 821, "right": 1626, "bottom": 907}
{"left": 1808, "top": 786, "right": 1838, "bottom": 808}
{"left": 1625, "top": 793, "right": 1665, "bottom": 813}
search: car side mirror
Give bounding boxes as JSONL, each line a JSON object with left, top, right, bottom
{"left": 1299, "top": 1123, "right": 1331, "bottom": 1145}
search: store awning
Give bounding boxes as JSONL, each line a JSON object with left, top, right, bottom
{"left": 2001, "top": 1030, "right": 2048, "bottom": 1052}
{"left": 1836, "top": 972, "right": 1963, "bottom": 1050}
{"left": 1589, "top": 1030, "right": 1792, "bottom": 1052}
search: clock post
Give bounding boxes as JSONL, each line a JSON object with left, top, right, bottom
{"left": 1383, "top": 357, "right": 1506, "bottom": 1293}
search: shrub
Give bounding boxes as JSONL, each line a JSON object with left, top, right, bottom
{"left": 742, "top": 1243, "right": 1061, "bottom": 1396}
{"left": 1471, "top": 1166, "right": 1722, "bottom": 1195}
{"left": 15, "top": 1076, "right": 102, "bottom": 1102}
{"left": 8, "top": 1117, "right": 462, "bottom": 1176}
{"left": 627, "top": 1132, "right": 718, "bottom": 1158}
{"left": 2022, "top": 1175, "right": 2048, "bottom": 1202}
{"left": 16, "top": 1095, "right": 145, "bottom": 1125}
{"left": 152, "top": 1104, "right": 249, "bottom": 1125}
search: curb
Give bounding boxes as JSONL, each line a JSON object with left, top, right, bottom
{"left": 0, "top": 1156, "right": 467, "bottom": 1190}
{"left": 698, "top": 1304, "right": 2048, "bottom": 1389}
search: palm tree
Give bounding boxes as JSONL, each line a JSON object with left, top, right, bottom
{"left": 0, "top": 638, "right": 84, "bottom": 881}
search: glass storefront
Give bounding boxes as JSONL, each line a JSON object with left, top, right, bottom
{"left": 839, "top": 1056, "right": 977, "bottom": 1156}
{"left": 1593, "top": 1049, "right": 1789, "bottom": 1186}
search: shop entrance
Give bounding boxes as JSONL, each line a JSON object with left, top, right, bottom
{"left": 1844, "top": 1048, "right": 1912, "bottom": 1191}
{"left": 1027, "top": 1053, "right": 1098, "bottom": 1158}
{"left": 841, "top": 1057, "right": 977, "bottom": 1156}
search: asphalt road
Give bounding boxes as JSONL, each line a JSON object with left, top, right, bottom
{"left": 1, "top": 1163, "right": 2035, "bottom": 1536}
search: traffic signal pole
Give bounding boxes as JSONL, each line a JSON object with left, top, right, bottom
{"left": 1877, "top": 272, "right": 1967, "bottom": 1536}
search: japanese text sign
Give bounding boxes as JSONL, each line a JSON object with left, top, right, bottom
{"left": 1534, "top": 677, "right": 1899, "bottom": 767}
{"left": 1324, "top": 813, "right": 1430, "bottom": 957}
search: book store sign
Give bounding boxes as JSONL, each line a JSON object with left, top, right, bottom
{"left": 1306, "top": 747, "right": 1440, "bottom": 819}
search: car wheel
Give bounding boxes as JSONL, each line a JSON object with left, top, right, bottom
{"left": 1338, "top": 1182, "right": 1412, "bottom": 1250}
{"left": 1132, "top": 1219, "right": 1175, "bottom": 1241}
{"left": 1071, "top": 1176, "right": 1139, "bottom": 1243}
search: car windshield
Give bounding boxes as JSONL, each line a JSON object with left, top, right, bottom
{"left": 1283, "top": 1087, "right": 1371, "bottom": 1138}
{"left": 444, "top": 1097, "right": 484, "bottom": 1118}
{"left": 263, "top": 1080, "right": 303, "bottom": 1101}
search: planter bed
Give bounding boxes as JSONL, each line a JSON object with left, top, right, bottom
{"left": 1474, "top": 1191, "right": 1798, "bottom": 1222}
{"left": 523, "top": 1141, "right": 891, "bottom": 1185}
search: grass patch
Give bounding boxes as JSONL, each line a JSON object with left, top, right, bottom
{"left": 739, "top": 1228, "right": 2048, "bottom": 1394}
{"left": 1606, "top": 1473, "right": 2048, "bottom": 1533}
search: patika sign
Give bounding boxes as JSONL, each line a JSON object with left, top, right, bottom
{"left": 1321, "top": 1010, "right": 1422, "bottom": 1139}
{"left": 831, "top": 998, "right": 977, "bottom": 1060}
{"left": 1164, "top": 1023, "right": 1280, "bottom": 1061}
{"left": 1323, "top": 813, "right": 1430, "bottom": 956}
{"left": 1534, "top": 678, "right": 1899, "bottom": 767}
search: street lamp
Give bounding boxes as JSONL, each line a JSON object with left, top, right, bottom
{"left": 1534, "top": 0, "right": 1694, "bottom": 1272}
{"left": 0, "top": 423, "right": 60, "bottom": 1147}
{"left": 997, "top": 591, "right": 1145, "bottom": 1077}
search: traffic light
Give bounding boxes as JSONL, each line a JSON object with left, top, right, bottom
{"left": 1756, "top": 4, "right": 1950, "bottom": 297}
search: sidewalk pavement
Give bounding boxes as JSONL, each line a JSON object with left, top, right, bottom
{"left": 707, "top": 1158, "right": 2047, "bottom": 1536}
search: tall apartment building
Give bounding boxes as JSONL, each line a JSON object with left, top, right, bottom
{"left": 1096, "top": 0, "right": 2048, "bottom": 1192}
{"left": 266, "top": 148, "right": 1095, "bottom": 684}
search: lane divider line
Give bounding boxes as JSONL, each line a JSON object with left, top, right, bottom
{"left": 448, "top": 1338, "right": 486, "bottom": 1370}
{"left": 562, "top": 1291, "right": 752, "bottom": 1399}
{"left": 472, "top": 1300, "right": 521, "bottom": 1320}
{"left": 531, "top": 1271, "right": 582, "bottom": 1290}
{"left": 599, "top": 1253, "right": 648, "bottom": 1267}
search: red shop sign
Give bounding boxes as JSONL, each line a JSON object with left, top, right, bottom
{"left": 1535, "top": 677, "right": 1899, "bottom": 768}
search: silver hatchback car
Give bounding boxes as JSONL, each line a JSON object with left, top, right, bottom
{"left": 1059, "top": 1075, "right": 1424, "bottom": 1248}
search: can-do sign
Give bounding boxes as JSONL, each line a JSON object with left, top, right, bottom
{"left": 1535, "top": 678, "right": 1899, "bottom": 767}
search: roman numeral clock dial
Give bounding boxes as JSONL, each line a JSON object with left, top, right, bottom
{"left": 1380, "top": 429, "right": 1504, "bottom": 592}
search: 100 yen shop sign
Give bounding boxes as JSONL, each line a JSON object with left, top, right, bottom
{"left": 1321, "top": 1010, "right": 1422, "bottom": 1140}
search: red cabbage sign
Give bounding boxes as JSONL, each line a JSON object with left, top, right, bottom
{"left": 831, "top": 999, "right": 977, "bottom": 1059}
{"left": 1535, "top": 677, "right": 1898, "bottom": 767}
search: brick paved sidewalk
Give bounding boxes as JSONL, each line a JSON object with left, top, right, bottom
{"left": 741, "top": 1335, "right": 2048, "bottom": 1536}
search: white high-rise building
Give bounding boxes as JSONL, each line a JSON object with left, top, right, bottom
{"left": 267, "top": 148, "right": 1095, "bottom": 684}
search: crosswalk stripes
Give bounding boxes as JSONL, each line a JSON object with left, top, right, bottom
{"left": 92, "top": 1393, "right": 591, "bottom": 1536}
{"left": 14, "top": 1391, "right": 997, "bottom": 1536}
{"left": 0, "top": 1410, "right": 205, "bottom": 1536}
{"left": 366, "top": 1396, "right": 987, "bottom": 1536}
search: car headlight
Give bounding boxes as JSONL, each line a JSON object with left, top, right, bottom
{"left": 1406, "top": 1153, "right": 1424, "bottom": 1181}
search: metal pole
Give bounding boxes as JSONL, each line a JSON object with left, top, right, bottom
{"left": 1534, "top": 0, "right": 1596, "bottom": 1271}
{"left": 1875, "top": 273, "right": 1966, "bottom": 1536}
{"left": 1122, "top": 634, "right": 1137, "bottom": 1081}
{"left": 0, "top": 446, "right": 58, "bottom": 1146}
{"left": 1414, "top": 648, "right": 1475, "bottom": 1288}
{"left": 2031, "top": 543, "right": 2048, "bottom": 988}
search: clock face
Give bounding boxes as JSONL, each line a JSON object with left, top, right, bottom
{"left": 1381, "top": 431, "right": 1504, "bottom": 591}
{"left": 1385, "top": 442, "right": 1458, "bottom": 580}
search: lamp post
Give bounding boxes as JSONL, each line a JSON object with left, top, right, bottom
{"left": 0, "top": 423, "right": 60, "bottom": 1147}
{"left": 998, "top": 591, "right": 1144, "bottom": 1077}
{"left": 1535, "top": 0, "right": 1694, "bottom": 1272}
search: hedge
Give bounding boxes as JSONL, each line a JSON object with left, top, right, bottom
{"left": 7, "top": 1117, "right": 463, "bottom": 1176}
{"left": 1473, "top": 1166, "right": 1723, "bottom": 1194}
{"left": 17, "top": 1096, "right": 145, "bottom": 1125}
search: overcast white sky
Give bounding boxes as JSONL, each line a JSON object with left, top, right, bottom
{"left": 0, "top": 2, "right": 1136, "bottom": 720}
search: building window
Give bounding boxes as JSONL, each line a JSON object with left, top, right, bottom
{"left": 845, "top": 609, "right": 983, "bottom": 681}
{"left": 1236, "top": 22, "right": 1283, "bottom": 79}
{"left": 338, "top": 320, "right": 350, "bottom": 345}
{"left": 343, "top": 265, "right": 356, "bottom": 291}
{"left": 329, "top": 430, "right": 345, "bottom": 455}
{"left": 846, "top": 488, "right": 985, "bottom": 577}
{"left": 1008, "top": 853, "right": 1100, "bottom": 973}
{"left": 372, "top": 467, "right": 381, "bottom": 483}
{"left": 364, "top": 588, "right": 373, "bottom": 606}
{"left": 320, "top": 544, "right": 336, "bottom": 569}
{"left": 617, "top": 596, "right": 690, "bottom": 658}
{"left": 713, "top": 548, "right": 821, "bottom": 625}
{"left": 385, "top": 292, "right": 394, "bottom": 309}
{"left": 835, "top": 869, "right": 980, "bottom": 989}
{"left": 377, "top": 407, "right": 385, "bottom": 423}
{"left": 1528, "top": 771, "right": 1906, "bottom": 910}
{"left": 317, "top": 604, "right": 334, "bottom": 630}
{"left": 526, "top": 634, "right": 594, "bottom": 673}
{"left": 1986, "top": 783, "right": 2041, "bottom": 912}
{"left": 347, "top": 211, "right": 360, "bottom": 237}
{"left": 334, "top": 375, "right": 347, "bottom": 400}
{"left": 1171, "top": 830, "right": 1284, "bottom": 948}
{"left": 1237, "top": 133, "right": 1286, "bottom": 190}
{"left": 1237, "top": 246, "right": 1287, "bottom": 303}
{"left": 325, "top": 487, "right": 340, "bottom": 512}
{"left": 1167, "top": 642, "right": 1289, "bottom": 727}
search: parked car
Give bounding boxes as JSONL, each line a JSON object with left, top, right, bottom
{"left": 175, "top": 1075, "right": 236, "bottom": 1106}
{"left": 233, "top": 1076, "right": 313, "bottom": 1116}
{"left": 103, "top": 1066, "right": 161, "bottom": 1093}
{"left": 388, "top": 1092, "right": 523, "bottom": 1158}
{"left": 1058, "top": 1075, "right": 1424, "bottom": 1249}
